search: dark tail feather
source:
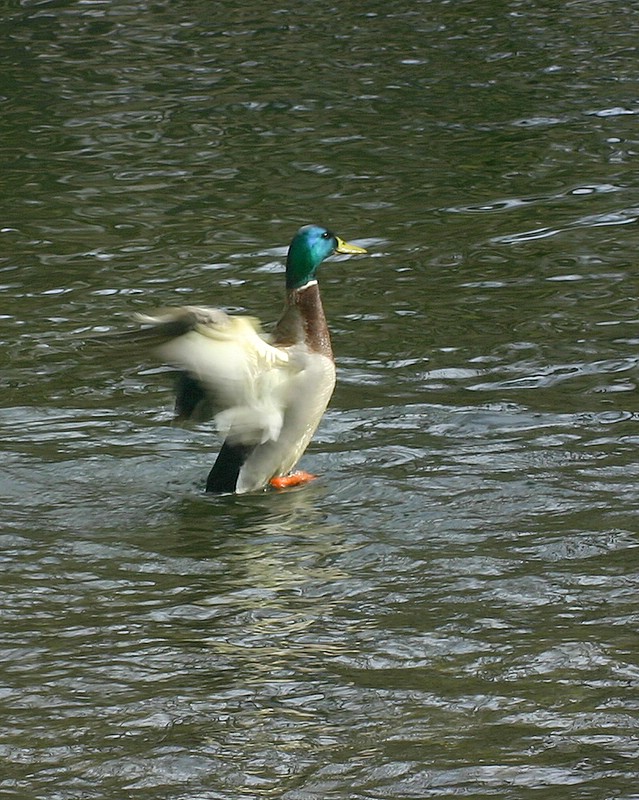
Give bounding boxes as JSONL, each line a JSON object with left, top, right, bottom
{"left": 174, "top": 372, "right": 214, "bottom": 422}
{"left": 206, "top": 442, "right": 256, "bottom": 494}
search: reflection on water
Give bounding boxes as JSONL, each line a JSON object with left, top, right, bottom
{"left": 3, "top": 397, "right": 638, "bottom": 796}
{"left": 3, "top": 0, "right": 639, "bottom": 797}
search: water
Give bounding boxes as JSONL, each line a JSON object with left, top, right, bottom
{"left": 2, "top": 0, "right": 639, "bottom": 797}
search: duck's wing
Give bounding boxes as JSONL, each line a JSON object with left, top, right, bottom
{"left": 127, "top": 306, "right": 302, "bottom": 445}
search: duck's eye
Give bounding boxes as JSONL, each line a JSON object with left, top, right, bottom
{"left": 321, "top": 231, "right": 330, "bottom": 239}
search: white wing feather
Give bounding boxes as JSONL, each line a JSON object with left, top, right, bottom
{"left": 135, "top": 306, "right": 303, "bottom": 445}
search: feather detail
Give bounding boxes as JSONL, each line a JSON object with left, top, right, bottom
{"left": 128, "top": 306, "right": 301, "bottom": 446}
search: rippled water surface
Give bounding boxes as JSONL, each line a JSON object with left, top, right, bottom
{"left": 2, "top": 1, "right": 639, "bottom": 798}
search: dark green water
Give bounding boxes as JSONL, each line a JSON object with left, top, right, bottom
{"left": 2, "top": 1, "right": 639, "bottom": 798}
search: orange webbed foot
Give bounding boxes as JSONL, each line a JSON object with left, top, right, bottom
{"left": 269, "top": 471, "right": 317, "bottom": 490}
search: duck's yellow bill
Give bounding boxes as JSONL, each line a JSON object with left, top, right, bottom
{"left": 335, "top": 237, "right": 367, "bottom": 255}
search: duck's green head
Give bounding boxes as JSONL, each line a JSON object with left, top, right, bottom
{"left": 286, "top": 224, "right": 366, "bottom": 290}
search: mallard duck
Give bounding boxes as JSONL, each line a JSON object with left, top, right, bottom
{"left": 119, "top": 224, "right": 366, "bottom": 493}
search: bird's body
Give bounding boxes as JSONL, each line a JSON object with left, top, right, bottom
{"left": 116, "top": 225, "right": 366, "bottom": 493}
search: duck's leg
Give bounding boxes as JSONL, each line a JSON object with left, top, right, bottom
{"left": 269, "top": 471, "right": 317, "bottom": 490}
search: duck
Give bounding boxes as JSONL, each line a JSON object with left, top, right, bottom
{"left": 117, "top": 224, "right": 367, "bottom": 494}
